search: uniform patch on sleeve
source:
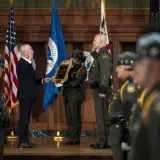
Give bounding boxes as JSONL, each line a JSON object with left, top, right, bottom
{"left": 127, "top": 85, "right": 135, "bottom": 93}
{"left": 102, "top": 54, "right": 108, "bottom": 60}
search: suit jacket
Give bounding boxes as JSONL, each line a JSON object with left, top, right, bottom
{"left": 16, "top": 58, "right": 42, "bottom": 101}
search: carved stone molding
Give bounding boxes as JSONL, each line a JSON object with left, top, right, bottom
{"left": 0, "top": 9, "right": 149, "bottom": 42}
{"left": 0, "top": 0, "right": 149, "bottom": 9}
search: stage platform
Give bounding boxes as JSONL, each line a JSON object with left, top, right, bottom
{"left": 4, "top": 137, "right": 113, "bottom": 160}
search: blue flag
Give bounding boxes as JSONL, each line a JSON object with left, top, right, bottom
{"left": 43, "top": 0, "right": 67, "bottom": 110}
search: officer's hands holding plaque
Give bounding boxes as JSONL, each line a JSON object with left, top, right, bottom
{"left": 55, "top": 83, "right": 63, "bottom": 87}
{"left": 69, "top": 59, "right": 74, "bottom": 68}
{"left": 53, "top": 59, "right": 72, "bottom": 88}
{"left": 52, "top": 60, "right": 72, "bottom": 86}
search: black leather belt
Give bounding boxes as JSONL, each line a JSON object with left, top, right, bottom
{"left": 109, "top": 116, "right": 124, "bottom": 126}
{"left": 65, "top": 88, "right": 81, "bottom": 91}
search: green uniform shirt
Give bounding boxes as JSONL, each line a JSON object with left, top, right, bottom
{"left": 88, "top": 47, "right": 112, "bottom": 91}
{"left": 109, "top": 78, "right": 140, "bottom": 120}
{"left": 129, "top": 83, "right": 160, "bottom": 160}
{"left": 63, "top": 64, "right": 87, "bottom": 100}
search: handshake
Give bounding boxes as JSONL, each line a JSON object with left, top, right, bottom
{"left": 42, "top": 78, "right": 52, "bottom": 84}
{"left": 43, "top": 77, "right": 63, "bottom": 88}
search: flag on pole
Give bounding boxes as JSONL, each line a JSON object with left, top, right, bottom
{"left": 82, "top": 0, "right": 111, "bottom": 74}
{"left": 43, "top": 0, "right": 67, "bottom": 110}
{"left": 100, "top": 0, "right": 113, "bottom": 84}
{"left": 100, "top": 0, "right": 111, "bottom": 53}
{"left": 4, "top": 0, "right": 19, "bottom": 114}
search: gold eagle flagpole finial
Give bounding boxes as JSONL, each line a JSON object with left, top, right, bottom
{"left": 10, "top": 0, "right": 14, "bottom": 5}
{"left": 101, "top": 0, "right": 106, "bottom": 18}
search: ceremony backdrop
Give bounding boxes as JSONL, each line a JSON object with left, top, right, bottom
{"left": 0, "top": 0, "right": 150, "bottom": 131}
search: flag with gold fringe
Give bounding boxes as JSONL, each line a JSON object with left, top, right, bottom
{"left": 4, "top": 0, "right": 19, "bottom": 114}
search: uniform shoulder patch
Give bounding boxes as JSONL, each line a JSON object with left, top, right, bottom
{"left": 102, "top": 54, "right": 108, "bottom": 60}
{"left": 127, "top": 85, "right": 135, "bottom": 93}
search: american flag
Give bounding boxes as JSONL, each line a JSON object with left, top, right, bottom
{"left": 4, "top": 0, "right": 19, "bottom": 114}
{"left": 100, "top": 0, "right": 111, "bottom": 53}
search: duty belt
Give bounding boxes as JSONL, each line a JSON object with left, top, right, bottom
{"left": 109, "top": 117, "right": 123, "bottom": 126}
{"left": 65, "top": 87, "right": 81, "bottom": 92}
{"left": 109, "top": 117, "right": 130, "bottom": 128}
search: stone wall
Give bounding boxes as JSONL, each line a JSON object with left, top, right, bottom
{"left": 0, "top": 0, "right": 150, "bottom": 9}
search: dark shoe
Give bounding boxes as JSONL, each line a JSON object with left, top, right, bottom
{"left": 92, "top": 144, "right": 108, "bottom": 149}
{"left": 18, "top": 142, "right": 29, "bottom": 148}
{"left": 27, "top": 142, "right": 37, "bottom": 148}
{"left": 65, "top": 140, "right": 80, "bottom": 145}
{"left": 90, "top": 143, "right": 99, "bottom": 148}
{"left": 18, "top": 142, "right": 37, "bottom": 148}
{"left": 72, "top": 140, "right": 80, "bottom": 145}
{"left": 65, "top": 140, "right": 73, "bottom": 145}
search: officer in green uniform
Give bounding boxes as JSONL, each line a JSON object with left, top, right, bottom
{"left": 63, "top": 49, "right": 87, "bottom": 145}
{"left": 128, "top": 89, "right": 147, "bottom": 160}
{"left": 88, "top": 34, "right": 112, "bottom": 149}
{"left": 128, "top": 57, "right": 148, "bottom": 160}
{"left": 128, "top": 33, "right": 160, "bottom": 160}
{"left": 0, "top": 55, "right": 8, "bottom": 160}
{"left": 108, "top": 51, "right": 140, "bottom": 160}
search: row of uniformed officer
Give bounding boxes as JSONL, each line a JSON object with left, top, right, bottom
{"left": 128, "top": 32, "right": 160, "bottom": 160}
{"left": 108, "top": 52, "right": 140, "bottom": 160}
